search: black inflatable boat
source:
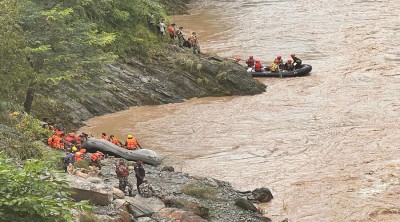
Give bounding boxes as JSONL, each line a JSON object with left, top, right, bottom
{"left": 82, "top": 138, "right": 162, "bottom": 166}
{"left": 247, "top": 64, "right": 312, "bottom": 77}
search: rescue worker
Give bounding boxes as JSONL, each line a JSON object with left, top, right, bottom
{"left": 124, "top": 135, "right": 141, "bottom": 150}
{"left": 175, "top": 26, "right": 185, "bottom": 48}
{"left": 276, "top": 55, "right": 284, "bottom": 69}
{"left": 89, "top": 151, "right": 105, "bottom": 169}
{"left": 115, "top": 159, "right": 133, "bottom": 196}
{"left": 167, "top": 23, "right": 176, "bottom": 44}
{"left": 291, "top": 54, "right": 302, "bottom": 69}
{"left": 284, "top": 59, "right": 294, "bottom": 71}
{"left": 246, "top": 56, "right": 255, "bottom": 67}
{"left": 189, "top": 32, "right": 201, "bottom": 54}
{"left": 270, "top": 60, "right": 279, "bottom": 72}
{"left": 101, "top": 133, "right": 109, "bottom": 140}
{"left": 109, "top": 135, "right": 122, "bottom": 147}
{"left": 79, "top": 132, "right": 89, "bottom": 144}
{"left": 254, "top": 60, "right": 263, "bottom": 72}
{"left": 63, "top": 149, "right": 75, "bottom": 172}
{"left": 134, "top": 160, "right": 146, "bottom": 194}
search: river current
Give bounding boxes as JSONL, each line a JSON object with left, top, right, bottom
{"left": 81, "top": 0, "right": 400, "bottom": 221}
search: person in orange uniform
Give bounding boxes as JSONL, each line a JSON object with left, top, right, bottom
{"left": 109, "top": 135, "right": 122, "bottom": 147}
{"left": 124, "top": 135, "right": 141, "bottom": 150}
{"left": 49, "top": 134, "right": 63, "bottom": 149}
{"left": 101, "top": 133, "right": 109, "bottom": 140}
{"left": 89, "top": 151, "right": 105, "bottom": 169}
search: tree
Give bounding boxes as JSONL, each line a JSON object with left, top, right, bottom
{"left": 0, "top": 0, "right": 116, "bottom": 113}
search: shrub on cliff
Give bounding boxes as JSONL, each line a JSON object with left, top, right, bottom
{"left": 0, "top": 154, "right": 92, "bottom": 222}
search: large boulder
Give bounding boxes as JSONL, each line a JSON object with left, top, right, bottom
{"left": 252, "top": 187, "right": 273, "bottom": 203}
{"left": 163, "top": 196, "right": 209, "bottom": 219}
{"left": 67, "top": 174, "right": 113, "bottom": 206}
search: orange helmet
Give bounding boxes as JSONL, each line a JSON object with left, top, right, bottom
{"left": 287, "top": 59, "right": 292, "bottom": 63}
{"left": 277, "top": 56, "right": 282, "bottom": 59}
{"left": 291, "top": 54, "right": 296, "bottom": 57}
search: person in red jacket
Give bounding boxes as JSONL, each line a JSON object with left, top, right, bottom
{"left": 246, "top": 56, "right": 255, "bottom": 67}
{"left": 115, "top": 159, "right": 133, "bottom": 196}
{"left": 254, "top": 60, "right": 263, "bottom": 72}
{"left": 109, "top": 135, "right": 122, "bottom": 146}
{"left": 167, "top": 23, "right": 176, "bottom": 44}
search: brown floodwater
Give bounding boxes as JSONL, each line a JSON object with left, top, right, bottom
{"left": 81, "top": 0, "right": 400, "bottom": 221}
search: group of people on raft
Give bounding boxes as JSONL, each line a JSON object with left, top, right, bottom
{"left": 245, "top": 54, "right": 302, "bottom": 72}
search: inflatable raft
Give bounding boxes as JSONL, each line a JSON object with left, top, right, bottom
{"left": 247, "top": 64, "right": 312, "bottom": 77}
{"left": 82, "top": 138, "right": 162, "bottom": 166}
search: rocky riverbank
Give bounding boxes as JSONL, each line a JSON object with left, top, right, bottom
{"left": 68, "top": 156, "right": 275, "bottom": 222}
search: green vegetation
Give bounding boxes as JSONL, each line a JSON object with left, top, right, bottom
{"left": 181, "top": 182, "right": 219, "bottom": 201}
{"left": 0, "top": 0, "right": 168, "bottom": 114}
{"left": 0, "top": 153, "right": 92, "bottom": 222}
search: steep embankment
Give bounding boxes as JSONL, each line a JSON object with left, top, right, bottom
{"left": 34, "top": 49, "right": 266, "bottom": 129}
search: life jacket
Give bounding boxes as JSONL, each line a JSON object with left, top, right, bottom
{"left": 47, "top": 137, "right": 53, "bottom": 146}
{"left": 51, "top": 135, "right": 63, "bottom": 149}
{"left": 246, "top": 59, "right": 255, "bottom": 67}
{"left": 90, "top": 152, "right": 105, "bottom": 162}
{"left": 64, "top": 136, "right": 76, "bottom": 144}
{"left": 110, "top": 137, "right": 121, "bottom": 146}
{"left": 254, "top": 62, "right": 262, "bottom": 72}
{"left": 74, "top": 152, "right": 83, "bottom": 161}
{"left": 125, "top": 138, "right": 139, "bottom": 150}
{"left": 270, "top": 63, "right": 278, "bottom": 72}
{"left": 116, "top": 164, "right": 129, "bottom": 176}
{"left": 167, "top": 26, "right": 175, "bottom": 35}
{"left": 55, "top": 129, "right": 64, "bottom": 136}
{"left": 101, "top": 135, "right": 109, "bottom": 140}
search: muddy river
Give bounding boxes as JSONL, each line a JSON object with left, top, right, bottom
{"left": 81, "top": 0, "right": 400, "bottom": 221}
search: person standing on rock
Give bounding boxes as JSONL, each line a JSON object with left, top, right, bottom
{"left": 134, "top": 160, "right": 146, "bottom": 194}
{"left": 115, "top": 159, "right": 133, "bottom": 196}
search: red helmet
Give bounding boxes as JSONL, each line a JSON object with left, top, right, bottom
{"left": 287, "top": 59, "right": 292, "bottom": 63}
{"left": 277, "top": 56, "right": 282, "bottom": 59}
{"left": 255, "top": 60, "right": 260, "bottom": 63}
{"left": 274, "top": 60, "right": 279, "bottom": 64}
{"left": 291, "top": 54, "right": 296, "bottom": 57}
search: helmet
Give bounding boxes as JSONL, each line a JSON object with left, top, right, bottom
{"left": 287, "top": 59, "right": 292, "bottom": 63}
{"left": 72, "top": 146, "right": 78, "bottom": 152}
{"left": 127, "top": 135, "right": 133, "bottom": 139}
{"left": 291, "top": 54, "right": 296, "bottom": 57}
{"left": 80, "top": 148, "right": 86, "bottom": 153}
{"left": 274, "top": 60, "right": 279, "bottom": 64}
{"left": 255, "top": 60, "right": 260, "bottom": 63}
{"left": 69, "top": 132, "right": 75, "bottom": 137}
{"left": 277, "top": 56, "right": 282, "bottom": 59}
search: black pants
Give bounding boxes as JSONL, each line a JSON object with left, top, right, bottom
{"left": 136, "top": 176, "right": 144, "bottom": 193}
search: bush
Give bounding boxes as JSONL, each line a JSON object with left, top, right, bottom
{"left": 181, "top": 182, "right": 218, "bottom": 201}
{"left": 0, "top": 154, "right": 92, "bottom": 221}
